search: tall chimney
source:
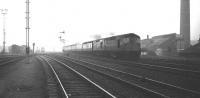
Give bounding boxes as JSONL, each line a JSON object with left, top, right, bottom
{"left": 180, "top": 0, "right": 190, "bottom": 49}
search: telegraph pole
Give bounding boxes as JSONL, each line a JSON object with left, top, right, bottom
{"left": 0, "top": 9, "right": 8, "bottom": 54}
{"left": 26, "top": 0, "right": 30, "bottom": 55}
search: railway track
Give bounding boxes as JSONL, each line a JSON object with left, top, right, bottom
{"left": 38, "top": 55, "right": 116, "bottom": 98}
{"left": 0, "top": 55, "right": 25, "bottom": 67}
{"left": 60, "top": 54, "right": 200, "bottom": 92}
{"left": 141, "top": 57, "right": 200, "bottom": 66}
{"left": 120, "top": 60, "right": 200, "bottom": 78}
{"left": 47, "top": 54, "right": 200, "bottom": 98}
{"left": 64, "top": 53, "right": 200, "bottom": 78}
{"left": 138, "top": 58, "right": 200, "bottom": 71}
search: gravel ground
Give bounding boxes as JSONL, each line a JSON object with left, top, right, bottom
{"left": 0, "top": 56, "right": 47, "bottom": 98}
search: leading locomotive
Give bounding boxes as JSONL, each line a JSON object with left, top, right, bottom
{"left": 63, "top": 33, "right": 141, "bottom": 60}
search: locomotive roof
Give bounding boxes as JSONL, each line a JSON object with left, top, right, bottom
{"left": 69, "top": 33, "right": 140, "bottom": 45}
{"left": 82, "top": 33, "right": 139, "bottom": 44}
{"left": 100, "top": 33, "right": 139, "bottom": 40}
{"left": 105, "top": 33, "right": 140, "bottom": 39}
{"left": 82, "top": 41, "right": 93, "bottom": 44}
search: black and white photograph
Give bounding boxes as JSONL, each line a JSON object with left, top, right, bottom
{"left": 0, "top": 0, "right": 200, "bottom": 97}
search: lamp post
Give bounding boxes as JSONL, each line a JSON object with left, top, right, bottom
{"left": 0, "top": 9, "right": 8, "bottom": 54}
{"left": 26, "top": 0, "right": 30, "bottom": 55}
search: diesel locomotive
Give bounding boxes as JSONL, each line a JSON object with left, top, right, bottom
{"left": 63, "top": 33, "right": 141, "bottom": 59}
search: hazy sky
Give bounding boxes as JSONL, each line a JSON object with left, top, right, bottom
{"left": 0, "top": 0, "right": 199, "bottom": 51}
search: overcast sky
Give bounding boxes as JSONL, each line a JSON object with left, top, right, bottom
{"left": 0, "top": 0, "right": 199, "bottom": 51}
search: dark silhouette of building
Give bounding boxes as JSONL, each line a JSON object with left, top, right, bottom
{"left": 9, "top": 45, "right": 26, "bottom": 54}
{"left": 141, "top": 33, "right": 178, "bottom": 56}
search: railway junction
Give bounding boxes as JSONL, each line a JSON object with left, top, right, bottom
{"left": 0, "top": 0, "right": 200, "bottom": 97}
{"left": 0, "top": 53, "right": 200, "bottom": 98}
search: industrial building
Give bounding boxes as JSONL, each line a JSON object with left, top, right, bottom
{"left": 141, "top": 33, "right": 178, "bottom": 56}
{"left": 141, "top": 0, "right": 200, "bottom": 57}
{"left": 8, "top": 45, "right": 26, "bottom": 55}
{"left": 141, "top": 33, "right": 200, "bottom": 57}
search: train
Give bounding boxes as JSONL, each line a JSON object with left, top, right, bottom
{"left": 63, "top": 33, "right": 141, "bottom": 60}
